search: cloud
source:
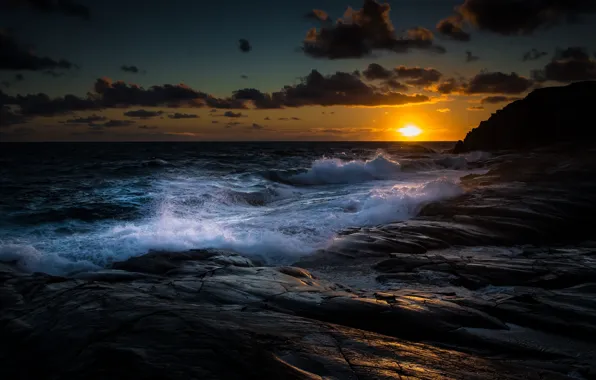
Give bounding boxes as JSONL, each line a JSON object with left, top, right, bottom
{"left": 71, "top": 130, "right": 105, "bottom": 136}
{"left": 522, "top": 48, "right": 548, "bottom": 61}
{"left": 437, "top": 108, "right": 451, "bottom": 113}
{"left": 466, "top": 51, "right": 480, "bottom": 62}
{"left": 232, "top": 88, "right": 285, "bottom": 109}
{"left": 441, "top": 0, "right": 596, "bottom": 36}
{"left": 467, "top": 105, "right": 485, "bottom": 111}
{"left": 138, "top": 125, "right": 158, "bottom": 130}
{"left": 319, "top": 128, "right": 344, "bottom": 134}
{"left": 241, "top": 75, "right": 248, "bottom": 79}
{"left": 264, "top": 117, "right": 270, "bottom": 120}
{"left": 481, "top": 95, "right": 521, "bottom": 104}
{"left": 63, "top": 114, "right": 107, "bottom": 124}
{"left": 363, "top": 63, "right": 394, "bottom": 80}
{"left": 223, "top": 111, "right": 244, "bottom": 118}
{"left": 211, "top": 121, "right": 219, "bottom": 124}
{"left": 302, "top": 0, "right": 445, "bottom": 59}
{"left": 383, "top": 79, "right": 409, "bottom": 92}
{"left": 9, "top": 92, "right": 100, "bottom": 116}
{"left": 0, "top": 126, "right": 35, "bottom": 138}
{"left": 394, "top": 66, "right": 443, "bottom": 86}
{"left": 0, "top": 106, "right": 27, "bottom": 127}
{"left": 291, "top": 117, "right": 301, "bottom": 120}
{"left": 124, "top": 109, "right": 164, "bottom": 118}
{"left": 3, "top": 0, "right": 90, "bottom": 20}
{"left": 168, "top": 113, "right": 199, "bottom": 119}
{"left": 89, "top": 120, "right": 136, "bottom": 128}
{"left": 238, "top": 39, "right": 252, "bottom": 53}
{"left": 532, "top": 47, "right": 596, "bottom": 82}
{"left": 0, "top": 31, "right": 77, "bottom": 72}
{"left": 466, "top": 71, "right": 533, "bottom": 94}
{"left": 250, "top": 123, "right": 265, "bottom": 130}
{"left": 305, "top": 9, "right": 331, "bottom": 22}
{"left": 93, "top": 77, "right": 245, "bottom": 109}
{"left": 436, "top": 16, "right": 471, "bottom": 41}
{"left": 121, "top": 65, "right": 144, "bottom": 74}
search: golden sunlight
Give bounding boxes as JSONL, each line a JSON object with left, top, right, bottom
{"left": 398, "top": 125, "right": 423, "bottom": 138}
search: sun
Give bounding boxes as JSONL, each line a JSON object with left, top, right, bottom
{"left": 397, "top": 125, "right": 423, "bottom": 138}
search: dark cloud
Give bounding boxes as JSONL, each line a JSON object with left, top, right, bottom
{"left": 481, "top": 95, "right": 521, "bottom": 104}
{"left": 302, "top": 0, "right": 445, "bottom": 59}
{"left": 363, "top": 63, "right": 393, "bottom": 80}
{"left": 138, "top": 125, "right": 158, "bottom": 130}
{"left": 467, "top": 105, "right": 485, "bottom": 111}
{"left": 223, "top": 111, "right": 244, "bottom": 118}
{"left": 250, "top": 123, "right": 265, "bottom": 130}
{"left": 232, "top": 88, "right": 285, "bottom": 109}
{"left": 533, "top": 47, "right": 596, "bottom": 82}
{"left": 11, "top": 93, "right": 100, "bottom": 116}
{"left": 15, "top": 73, "right": 24, "bottom": 81}
{"left": 89, "top": 120, "right": 136, "bottom": 128}
{"left": 279, "top": 69, "right": 429, "bottom": 107}
{"left": 0, "top": 105, "right": 27, "bottom": 127}
{"left": 264, "top": 117, "right": 270, "bottom": 120}
{"left": 63, "top": 115, "right": 107, "bottom": 124}
{"left": 466, "top": 51, "right": 480, "bottom": 62}
{"left": 121, "top": 65, "right": 143, "bottom": 74}
{"left": 466, "top": 71, "right": 534, "bottom": 94}
{"left": 1, "top": 81, "right": 10, "bottom": 88}
{"left": 436, "top": 78, "right": 462, "bottom": 94}
{"left": 0, "top": 31, "right": 76, "bottom": 72}
{"left": 0, "top": 73, "right": 25, "bottom": 88}
{"left": 241, "top": 75, "right": 248, "bottom": 79}
{"left": 124, "top": 109, "right": 164, "bottom": 118}
{"left": 383, "top": 79, "right": 408, "bottom": 92}
{"left": 394, "top": 66, "right": 443, "bottom": 86}
{"left": 94, "top": 77, "right": 245, "bottom": 109}
{"left": 320, "top": 128, "right": 343, "bottom": 134}
{"left": 291, "top": 117, "right": 301, "bottom": 120}
{"left": 238, "top": 39, "right": 252, "bottom": 53}
{"left": 436, "top": 16, "right": 471, "bottom": 41}
{"left": 211, "top": 121, "right": 219, "bottom": 124}
{"left": 168, "top": 113, "right": 199, "bottom": 119}
{"left": 2, "top": 0, "right": 91, "bottom": 20}
{"left": 279, "top": 117, "right": 288, "bottom": 121}
{"left": 305, "top": 9, "right": 331, "bottom": 22}
{"left": 444, "top": 0, "right": 596, "bottom": 36}
{"left": 522, "top": 48, "right": 548, "bottom": 61}
{"left": 71, "top": 130, "right": 105, "bottom": 136}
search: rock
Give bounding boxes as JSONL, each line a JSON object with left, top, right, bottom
{"left": 2, "top": 247, "right": 594, "bottom": 379}
{"left": 453, "top": 81, "right": 596, "bottom": 153}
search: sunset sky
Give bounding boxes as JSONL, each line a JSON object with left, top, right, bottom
{"left": 1, "top": 0, "right": 595, "bottom": 141}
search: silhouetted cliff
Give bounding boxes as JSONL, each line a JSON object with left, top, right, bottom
{"left": 454, "top": 81, "right": 596, "bottom": 153}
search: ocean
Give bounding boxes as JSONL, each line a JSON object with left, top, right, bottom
{"left": 0, "top": 142, "right": 489, "bottom": 275}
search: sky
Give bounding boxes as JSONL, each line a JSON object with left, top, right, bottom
{"left": 1, "top": 0, "right": 595, "bottom": 141}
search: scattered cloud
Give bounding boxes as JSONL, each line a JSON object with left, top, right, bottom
{"left": 363, "top": 63, "right": 393, "bottom": 80}
{"left": 0, "top": 31, "right": 77, "bottom": 72}
{"left": 168, "top": 112, "right": 199, "bottom": 119}
{"left": 481, "top": 95, "right": 521, "bottom": 104}
{"left": 436, "top": 16, "right": 471, "bottom": 41}
{"left": 437, "top": 108, "right": 451, "bottom": 113}
{"left": 241, "top": 75, "right": 248, "bottom": 79}
{"left": 89, "top": 119, "right": 136, "bottom": 128}
{"left": 238, "top": 39, "right": 252, "bottom": 53}
{"left": 291, "top": 117, "right": 300, "bottom": 120}
{"left": 439, "top": 0, "right": 596, "bottom": 36}
{"left": 63, "top": 115, "right": 107, "bottom": 124}
{"left": 394, "top": 66, "right": 443, "bottom": 86}
{"left": 223, "top": 111, "right": 244, "bottom": 118}
{"left": 124, "top": 109, "right": 164, "bottom": 118}
{"left": 0, "top": 106, "right": 27, "bottom": 127}
{"left": 121, "top": 65, "right": 144, "bottom": 74}
{"left": 138, "top": 125, "right": 158, "bottom": 130}
{"left": 305, "top": 9, "right": 330, "bottom": 22}
{"left": 532, "top": 47, "right": 596, "bottom": 82}
{"left": 250, "top": 123, "right": 265, "bottom": 130}
{"left": 466, "top": 71, "right": 533, "bottom": 94}
{"left": 467, "top": 105, "right": 485, "bottom": 111}
{"left": 522, "top": 48, "right": 548, "bottom": 61}
{"left": 211, "top": 120, "right": 219, "bottom": 124}
{"left": 302, "top": 0, "right": 445, "bottom": 59}
{"left": 466, "top": 51, "right": 480, "bottom": 62}
{"left": 2, "top": 0, "right": 91, "bottom": 20}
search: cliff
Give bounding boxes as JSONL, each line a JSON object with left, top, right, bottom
{"left": 454, "top": 81, "right": 596, "bottom": 153}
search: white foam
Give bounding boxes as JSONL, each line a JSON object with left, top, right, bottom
{"left": 289, "top": 153, "right": 402, "bottom": 184}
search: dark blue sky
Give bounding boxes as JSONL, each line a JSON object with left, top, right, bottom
{"left": 1, "top": 0, "right": 596, "bottom": 141}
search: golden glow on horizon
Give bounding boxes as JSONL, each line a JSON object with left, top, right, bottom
{"left": 397, "top": 125, "right": 423, "bottom": 138}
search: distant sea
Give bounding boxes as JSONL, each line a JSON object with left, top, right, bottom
{"left": 0, "top": 142, "right": 487, "bottom": 274}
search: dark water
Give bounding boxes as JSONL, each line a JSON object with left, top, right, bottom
{"left": 0, "top": 142, "right": 487, "bottom": 274}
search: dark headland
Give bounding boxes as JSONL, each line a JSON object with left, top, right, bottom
{"left": 453, "top": 81, "right": 596, "bottom": 153}
{"left": 2, "top": 83, "right": 596, "bottom": 379}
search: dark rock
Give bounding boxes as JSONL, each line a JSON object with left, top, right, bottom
{"left": 454, "top": 81, "right": 596, "bottom": 153}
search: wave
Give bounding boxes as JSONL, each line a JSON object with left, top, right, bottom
{"left": 287, "top": 153, "right": 403, "bottom": 185}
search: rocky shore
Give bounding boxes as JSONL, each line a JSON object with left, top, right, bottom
{"left": 2, "top": 145, "right": 596, "bottom": 379}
